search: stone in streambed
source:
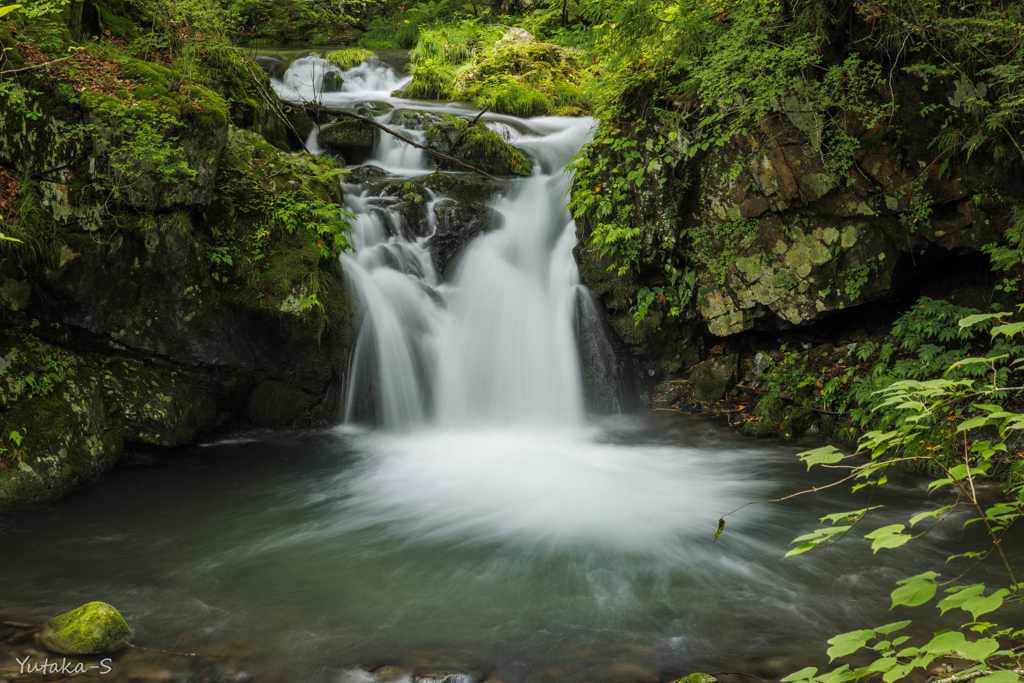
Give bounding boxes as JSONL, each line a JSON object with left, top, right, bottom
{"left": 41, "top": 602, "right": 132, "bottom": 655}
{"left": 689, "top": 353, "right": 739, "bottom": 402}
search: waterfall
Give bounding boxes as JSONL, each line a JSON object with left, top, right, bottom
{"left": 272, "top": 57, "right": 601, "bottom": 428}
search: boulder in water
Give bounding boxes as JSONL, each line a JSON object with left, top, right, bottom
{"left": 379, "top": 180, "right": 432, "bottom": 239}
{"left": 428, "top": 199, "right": 501, "bottom": 278}
{"left": 326, "top": 48, "right": 375, "bottom": 70}
{"left": 41, "top": 602, "right": 132, "bottom": 655}
{"left": 347, "top": 165, "right": 391, "bottom": 185}
{"left": 318, "top": 120, "right": 375, "bottom": 163}
{"left": 321, "top": 71, "right": 346, "bottom": 93}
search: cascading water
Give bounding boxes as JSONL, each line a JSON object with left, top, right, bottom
{"left": 271, "top": 54, "right": 597, "bottom": 428}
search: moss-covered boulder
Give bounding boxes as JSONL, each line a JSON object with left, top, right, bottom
{"left": 327, "top": 48, "right": 375, "bottom": 70}
{"left": 426, "top": 115, "right": 531, "bottom": 177}
{"left": 41, "top": 602, "right": 132, "bottom": 655}
{"left": 318, "top": 119, "right": 375, "bottom": 162}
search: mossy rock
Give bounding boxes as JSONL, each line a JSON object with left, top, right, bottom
{"left": 41, "top": 602, "right": 133, "bottom": 655}
{"left": 671, "top": 675, "right": 719, "bottom": 683}
{"left": 326, "top": 48, "right": 375, "bottom": 70}
{"left": 426, "top": 115, "right": 531, "bottom": 177}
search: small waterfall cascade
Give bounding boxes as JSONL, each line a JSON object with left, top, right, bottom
{"left": 271, "top": 55, "right": 608, "bottom": 428}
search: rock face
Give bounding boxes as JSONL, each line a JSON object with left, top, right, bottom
{"left": 573, "top": 74, "right": 1024, "bottom": 395}
{"left": 41, "top": 602, "right": 132, "bottom": 655}
{"left": 0, "top": 122, "right": 354, "bottom": 513}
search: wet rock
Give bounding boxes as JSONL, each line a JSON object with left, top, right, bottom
{"left": 427, "top": 199, "right": 500, "bottom": 278}
{"left": 690, "top": 353, "right": 739, "bottom": 402}
{"left": 671, "top": 675, "right": 718, "bottom": 683}
{"left": 348, "top": 165, "right": 391, "bottom": 185}
{"left": 741, "top": 352, "right": 770, "bottom": 387}
{"left": 576, "top": 288, "right": 650, "bottom": 412}
{"left": 41, "top": 602, "right": 132, "bottom": 655}
{"left": 253, "top": 55, "right": 285, "bottom": 79}
{"left": 422, "top": 172, "right": 497, "bottom": 204}
{"left": 281, "top": 103, "right": 315, "bottom": 144}
{"left": 652, "top": 379, "right": 688, "bottom": 409}
{"left": 248, "top": 380, "right": 315, "bottom": 425}
{"left": 321, "top": 71, "right": 346, "bottom": 93}
{"left": 379, "top": 180, "right": 432, "bottom": 239}
{"left": 1, "top": 278, "right": 31, "bottom": 311}
{"left": 390, "top": 110, "right": 443, "bottom": 131}
{"left": 374, "top": 665, "right": 414, "bottom": 680}
{"left": 318, "top": 119, "right": 375, "bottom": 163}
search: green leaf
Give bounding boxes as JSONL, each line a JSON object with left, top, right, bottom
{"left": 991, "top": 322, "right": 1024, "bottom": 338}
{"left": 781, "top": 667, "right": 818, "bottom": 683}
{"left": 959, "top": 313, "right": 1008, "bottom": 329}
{"left": 909, "top": 506, "right": 951, "bottom": 527}
{"left": 891, "top": 573, "right": 938, "bottom": 608}
{"left": 0, "top": 4, "right": 21, "bottom": 18}
{"left": 958, "top": 416, "right": 991, "bottom": 432}
{"left": 875, "top": 621, "right": 912, "bottom": 636}
{"left": 975, "top": 670, "right": 1021, "bottom": 683}
{"left": 922, "top": 630, "right": 966, "bottom": 654}
{"left": 881, "top": 662, "right": 915, "bottom": 683}
{"left": 827, "top": 629, "right": 876, "bottom": 660}
{"left": 864, "top": 524, "right": 911, "bottom": 553}
{"left": 937, "top": 585, "right": 1009, "bottom": 621}
{"left": 956, "top": 637, "right": 999, "bottom": 662}
{"left": 799, "top": 446, "right": 845, "bottom": 469}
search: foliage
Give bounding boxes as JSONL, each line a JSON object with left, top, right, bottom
{"left": 403, "top": 20, "right": 594, "bottom": 115}
{"left": 773, "top": 309, "right": 1024, "bottom": 683}
{"left": 569, "top": 0, "right": 1024, "bottom": 326}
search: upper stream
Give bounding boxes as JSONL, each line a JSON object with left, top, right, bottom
{"left": 0, "top": 54, "right": 1017, "bottom": 683}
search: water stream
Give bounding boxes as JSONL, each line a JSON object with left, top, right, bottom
{"left": 0, "top": 54, "right": 1017, "bottom": 683}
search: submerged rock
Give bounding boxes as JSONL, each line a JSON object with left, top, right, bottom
{"left": 41, "top": 602, "right": 132, "bottom": 655}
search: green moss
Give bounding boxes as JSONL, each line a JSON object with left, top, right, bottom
{"left": 203, "top": 127, "right": 349, "bottom": 323}
{"left": 426, "top": 114, "right": 532, "bottom": 177}
{"left": 326, "top": 48, "right": 375, "bottom": 70}
{"left": 42, "top": 602, "right": 133, "bottom": 655}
